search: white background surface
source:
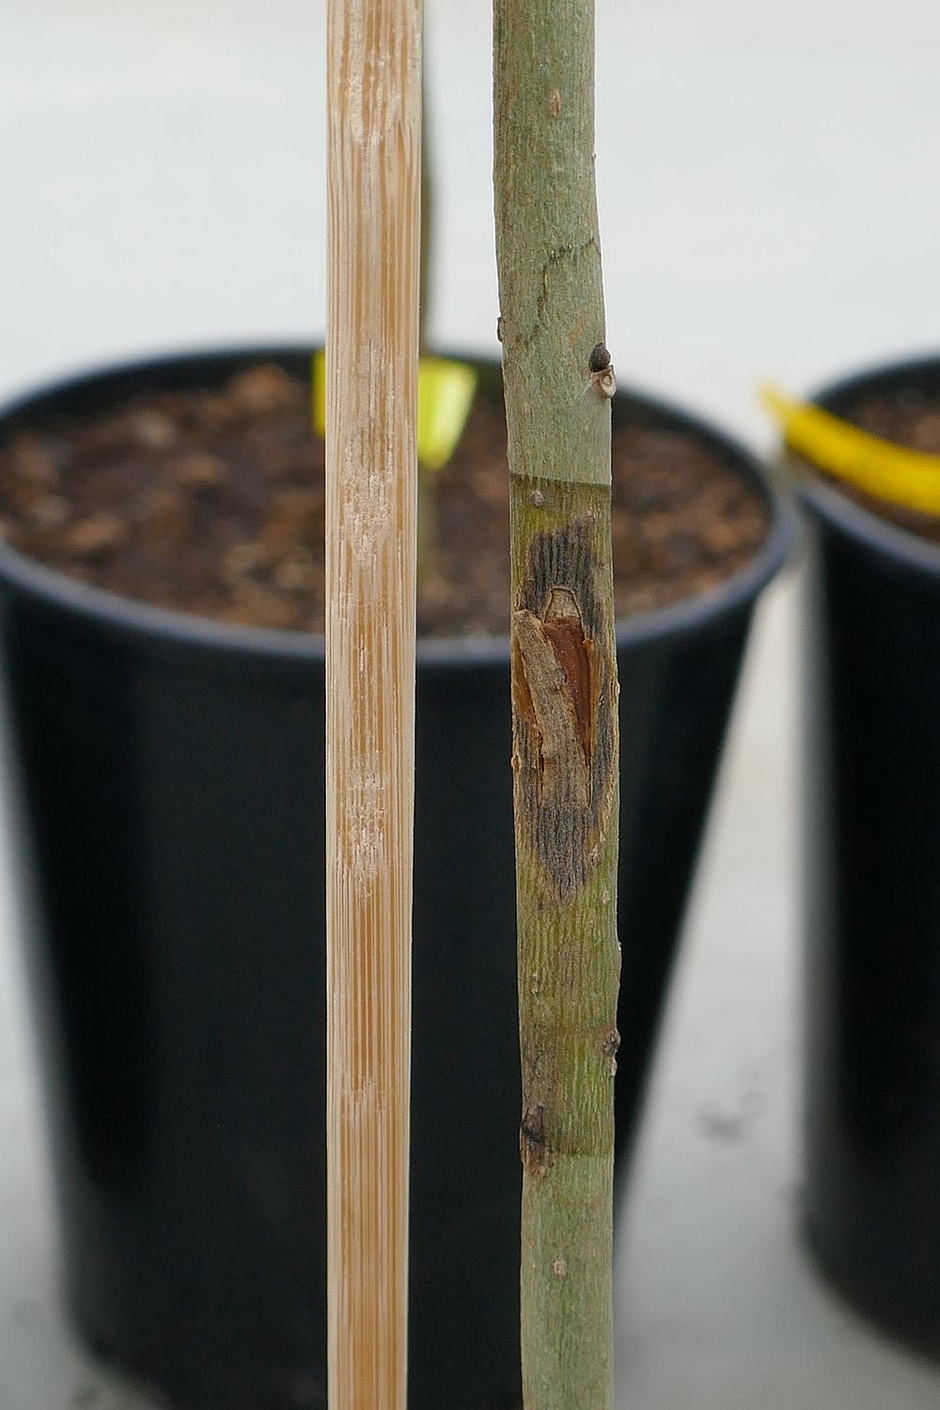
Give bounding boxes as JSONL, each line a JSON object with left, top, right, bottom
{"left": 1, "top": 1, "right": 939, "bottom": 1405}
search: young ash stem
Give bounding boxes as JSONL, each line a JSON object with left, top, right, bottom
{"left": 493, "top": 0, "right": 620, "bottom": 1408}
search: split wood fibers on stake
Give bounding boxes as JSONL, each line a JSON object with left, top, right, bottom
{"left": 325, "top": 0, "right": 420, "bottom": 1406}
{"left": 494, "top": 0, "right": 621, "bottom": 1407}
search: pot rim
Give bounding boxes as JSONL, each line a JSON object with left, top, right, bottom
{"left": 797, "top": 351, "right": 940, "bottom": 581}
{"left": 0, "top": 343, "right": 797, "bottom": 669}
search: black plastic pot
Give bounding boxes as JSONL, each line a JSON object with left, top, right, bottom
{"left": 0, "top": 348, "right": 792, "bottom": 1410}
{"left": 799, "top": 355, "right": 940, "bottom": 1359}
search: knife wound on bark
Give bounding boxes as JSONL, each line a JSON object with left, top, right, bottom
{"left": 511, "top": 518, "right": 617, "bottom": 898}
{"left": 513, "top": 589, "right": 595, "bottom": 808}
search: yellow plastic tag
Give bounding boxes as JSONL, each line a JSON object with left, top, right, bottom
{"left": 762, "top": 383, "right": 940, "bottom": 517}
{"left": 312, "top": 351, "right": 477, "bottom": 472}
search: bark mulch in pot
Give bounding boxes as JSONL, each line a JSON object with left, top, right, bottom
{"left": 0, "top": 363, "right": 770, "bottom": 637}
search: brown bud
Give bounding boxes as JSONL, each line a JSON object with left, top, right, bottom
{"left": 589, "top": 343, "right": 611, "bottom": 373}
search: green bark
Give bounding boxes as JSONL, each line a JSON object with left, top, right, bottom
{"left": 493, "top": 1, "right": 621, "bottom": 1408}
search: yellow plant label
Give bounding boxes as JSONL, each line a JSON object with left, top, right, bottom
{"left": 312, "top": 351, "right": 477, "bottom": 472}
{"left": 762, "top": 383, "right": 940, "bottom": 516}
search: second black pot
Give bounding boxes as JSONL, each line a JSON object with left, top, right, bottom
{"left": 0, "top": 348, "right": 793, "bottom": 1410}
{"left": 798, "top": 354, "right": 940, "bottom": 1360}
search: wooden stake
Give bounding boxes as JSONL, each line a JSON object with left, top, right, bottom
{"left": 325, "top": 0, "right": 420, "bottom": 1406}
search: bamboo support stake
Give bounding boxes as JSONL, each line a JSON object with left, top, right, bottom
{"left": 493, "top": 0, "right": 620, "bottom": 1407}
{"left": 325, "top": 0, "right": 421, "bottom": 1406}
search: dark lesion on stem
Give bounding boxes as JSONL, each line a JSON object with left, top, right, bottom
{"left": 520, "top": 1102, "right": 549, "bottom": 1176}
{"left": 511, "top": 516, "right": 617, "bottom": 899}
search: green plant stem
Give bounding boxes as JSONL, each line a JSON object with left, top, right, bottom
{"left": 493, "top": 0, "right": 620, "bottom": 1407}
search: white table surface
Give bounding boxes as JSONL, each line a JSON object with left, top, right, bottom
{"left": 2, "top": 1, "right": 940, "bottom": 1405}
